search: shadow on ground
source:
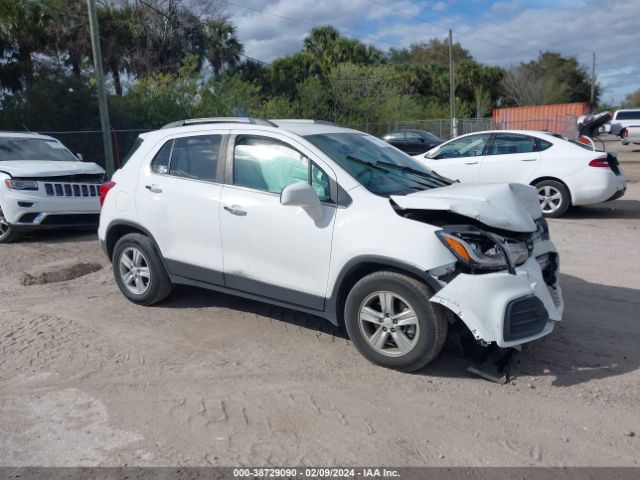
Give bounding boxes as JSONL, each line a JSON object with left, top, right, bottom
{"left": 160, "top": 271, "right": 640, "bottom": 387}
{"left": 561, "top": 199, "right": 640, "bottom": 220}
{"left": 17, "top": 228, "right": 97, "bottom": 244}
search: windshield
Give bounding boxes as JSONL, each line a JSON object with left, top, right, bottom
{"left": 0, "top": 137, "right": 78, "bottom": 162}
{"left": 304, "top": 132, "right": 451, "bottom": 196}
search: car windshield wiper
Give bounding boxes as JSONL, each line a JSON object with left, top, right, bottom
{"left": 372, "top": 160, "right": 452, "bottom": 186}
{"left": 344, "top": 155, "right": 437, "bottom": 190}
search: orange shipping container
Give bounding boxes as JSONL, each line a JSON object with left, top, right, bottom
{"left": 492, "top": 102, "right": 589, "bottom": 138}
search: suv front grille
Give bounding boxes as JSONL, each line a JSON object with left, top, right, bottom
{"left": 44, "top": 182, "right": 99, "bottom": 198}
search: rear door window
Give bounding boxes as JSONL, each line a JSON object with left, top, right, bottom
{"left": 169, "top": 135, "right": 222, "bottom": 182}
{"left": 489, "top": 133, "right": 537, "bottom": 155}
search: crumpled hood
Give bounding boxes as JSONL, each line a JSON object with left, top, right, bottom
{"left": 0, "top": 161, "right": 104, "bottom": 178}
{"left": 391, "top": 182, "right": 542, "bottom": 232}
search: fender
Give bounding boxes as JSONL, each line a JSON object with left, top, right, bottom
{"left": 103, "top": 219, "right": 166, "bottom": 267}
{"left": 325, "top": 255, "right": 442, "bottom": 326}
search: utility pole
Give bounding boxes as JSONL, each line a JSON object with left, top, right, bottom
{"left": 87, "top": 0, "right": 115, "bottom": 178}
{"left": 590, "top": 52, "right": 596, "bottom": 107}
{"left": 449, "top": 29, "right": 457, "bottom": 138}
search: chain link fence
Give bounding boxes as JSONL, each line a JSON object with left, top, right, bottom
{"left": 37, "top": 115, "right": 579, "bottom": 169}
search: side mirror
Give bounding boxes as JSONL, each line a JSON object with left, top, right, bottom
{"left": 281, "top": 182, "right": 322, "bottom": 221}
{"left": 76, "top": 153, "right": 84, "bottom": 161}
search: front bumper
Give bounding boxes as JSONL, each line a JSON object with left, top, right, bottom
{"left": 2, "top": 187, "right": 100, "bottom": 230}
{"left": 430, "top": 240, "right": 563, "bottom": 348}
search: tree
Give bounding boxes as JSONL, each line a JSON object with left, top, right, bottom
{"left": 388, "top": 39, "right": 472, "bottom": 68}
{"left": 622, "top": 89, "right": 640, "bottom": 108}
{"left": 0, "top": 0, "right": 53, "bottom": 88}
{"left": 203, "top": 18, "right": 243, "bottom": 79}
{"left": 501, "top": 51, "right": 597, "bottom": 106}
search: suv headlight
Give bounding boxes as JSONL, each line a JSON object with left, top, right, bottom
{"left": 5, "top": 179, "right": 38, "bottom": 191}
{"left": 436, "top": 227, "right": 530, "bottom": 273}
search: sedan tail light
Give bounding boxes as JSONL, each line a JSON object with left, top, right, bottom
{"left": 588, "top": 157, "right": 610, "bottom": 168}
{"left": 623, "top": 128, "right": 628, "bottom": 138}
{"left": 99, "top": 181, "right": 116, "bottom": 207}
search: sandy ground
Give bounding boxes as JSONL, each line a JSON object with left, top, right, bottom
{"left": 0, "top": 184, "right": 639, "bottom": 467}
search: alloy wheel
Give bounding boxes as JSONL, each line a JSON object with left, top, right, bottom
{"left": 537, "top": 185, "right": 563, "bottom": 214}
{"left": 358, "top": 291, "right": 420, "bottom": 357}
{"left": 119, "top": 246, "right": 151, "bottom": 295}
{"left": 0, "top": 207, "right": 10, "bottom": 240}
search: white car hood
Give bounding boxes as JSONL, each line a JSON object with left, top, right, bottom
{"left": 391, "top": 182, "right": 542, "bottom": 232}
{"left": 0, "top": 161, "right": 104, "bottom": 178}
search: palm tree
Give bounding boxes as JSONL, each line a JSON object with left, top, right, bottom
{"left": 204, "top": 18, "right": 243, "bottom": 79}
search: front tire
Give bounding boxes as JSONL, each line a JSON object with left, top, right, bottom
{"left": 112, "top": 233, "right": 172, "bottom": 305}
{"left": 344, "top": 271, "right": 448, "bottom": 372}
{"left": 535, "top": 179, "right": 570, "bottom": 218}
{"left": 0, "top": 205, "right": 20, "bottom": 243}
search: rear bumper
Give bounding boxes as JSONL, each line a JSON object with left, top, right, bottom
{"left": 430, "top": 240, "right": 563, "bottom": 348}
{"left": 566, "top": 168, "right": 627, "bottom": 206}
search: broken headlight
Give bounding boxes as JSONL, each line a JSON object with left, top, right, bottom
{"left": 436, "top": 226, "right": 530, "bottom": 273}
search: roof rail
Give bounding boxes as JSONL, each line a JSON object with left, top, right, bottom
{"left": 271, "top": 119, "right": 337, "bottom": 126}
{"left": 161, "top": 117, "right": 277, "bottom": 129}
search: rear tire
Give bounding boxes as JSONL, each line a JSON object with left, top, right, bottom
{"left": 112, "top": 233, "right": 172, "bottom": 305}
{"left": 344, "top": 271, "right": 448, "bottom": 372}
{"left": 534, "top": 179, "right": 570, "bottom": 218}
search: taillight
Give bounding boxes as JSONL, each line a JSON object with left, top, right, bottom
{"left": 99, "top": 181, "right": 116, "bottom": 207}
{"left": 623, "top": 128, "right": 628, "bottom": 138}
{"left": 579, "top": 137, "right": 590, "bottom": 144}
{"left": 588, "top": 157, "right": 609, "bottom": 168}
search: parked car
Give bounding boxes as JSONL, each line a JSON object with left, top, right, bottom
{"left": 621, "top": 125, "right": 640, "bottom": 145}
{"left": 382, "top": 129, "right": 443, "bottom": 155}
{"left": 99, "top": 118, "right": 563, "bottom": 375}
{"left": 608, "top": 109, "right": 640, "bottom": 136}
{"left": 415, "top": 130, "right": 626, "bottom": 217}
{"left": 0, "top": 132, "right": 105, "bottom": 243}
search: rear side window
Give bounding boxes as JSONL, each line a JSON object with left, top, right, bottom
{"left": 489, "top": 133, "right": 536, "bottom": 155}
{"left": 151, "top": 135, "right": 222, "bottom": 182}
{"left": 170, "top": 136, "right": 221, "bottom": 181}
{"left": 537, "top": 139, "right": 553, "bottom": 151}
{"left": 615, "top": 111, "right": 640, "bottom": 120}
{"left": 151, "top": 140, "right": 172, "bottom": 174}
{"left": 122, "top": 137, "right": 143, "bottom": 166}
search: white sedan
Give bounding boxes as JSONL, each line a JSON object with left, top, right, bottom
{"left": 414, "top": 130, "right": 627, "bottom": 217}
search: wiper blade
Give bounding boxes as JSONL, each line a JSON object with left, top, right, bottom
{"left": 344, "top": 155, "right": 440, "bottom": 190}
{"left": 373, "top": 160, "right": 450, "bottom": 186}
{"left": 345, "top": 155, "right": 390, "bottom": 173}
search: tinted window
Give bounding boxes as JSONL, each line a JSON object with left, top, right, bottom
{"left": 0, "top": 137, "right": 78, "bottom": 162}
{"left": 405, "top": 131, "right": 423, "bottom": 143}
{"left": 151, "top": 140, "right": 172, "bottom": 174}
{"left": 489, "top": 133, "right": 536, "bottom": 155}
{"left": 428, "top": 134, "right": 490, "bottom": 159}
{"left": 385, "top": 132, "right": 404, "bottom": 141}
{"left": 538, "top": 139, "right": 553, "bottom": 151}
{"left": 169, "top": 135, "right": 221, "bottom": 181}
{"left": 616, "top": 111, "right": 640, "bottom": 120}
{"left": 234, "top": 136, "right": 308, "bottom": 194}
{"left": 122, "top": 137, "right": 143, "bottom": 166}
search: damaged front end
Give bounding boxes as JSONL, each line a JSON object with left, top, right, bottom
{"left": 391, "top": 183, "right": 564, "bottom": 382}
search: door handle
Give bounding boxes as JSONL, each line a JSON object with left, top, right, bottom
{"left": 464, "top": 160, "right": 479, "bottom": 165}
{"left": 145, "top": 184, "right": 162, "bottom": 193}
{"left": 520, "top": 158, "right": 537, "bottom": 162}
{"left": 224, "top": 205, "right": 247, "bottom": 216}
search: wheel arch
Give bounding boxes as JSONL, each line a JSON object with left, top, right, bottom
{"left": 105, "top": 220, "right": 164, "bottom": 263}
{"left": 530, "top": 176, "right": 573, "bottom": 205}
{"left": 326, "top": 256, "right": 441, "bottom": 327}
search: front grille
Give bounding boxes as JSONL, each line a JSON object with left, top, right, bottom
{"left": 43, "top": 182, "right": 99, "bottom": 198}
{"left": 503, "top": 296, "right": 548, "bottom": 342}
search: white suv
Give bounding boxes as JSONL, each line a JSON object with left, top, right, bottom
{"left": 98, "top": 118, "right": 564, "bottom": 373}
{"left": 0, "top": 132, "right": 105, "bottom": 243}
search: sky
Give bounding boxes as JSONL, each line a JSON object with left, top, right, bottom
{"left": 223, "top": 0, "right": 640, "bottom": 104}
